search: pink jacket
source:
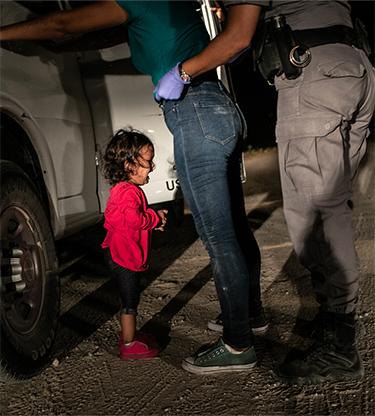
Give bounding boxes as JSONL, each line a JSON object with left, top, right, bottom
{"left": 101, "top": 182, "right": 160, "bottom": 271}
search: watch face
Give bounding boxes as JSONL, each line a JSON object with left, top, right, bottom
{"left": 180, "top": 73, "right": 191, "bottom": 83}
{"left": 179, "top": 67, "right": 191, "bottom": 83}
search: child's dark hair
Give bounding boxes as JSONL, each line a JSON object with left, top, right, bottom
{"left": 102, "top": 128, "right": 154, "bottom": 186}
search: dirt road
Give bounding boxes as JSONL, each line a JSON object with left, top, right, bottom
{"left": 1, "top": 143, "right": 374, "bottom": 416}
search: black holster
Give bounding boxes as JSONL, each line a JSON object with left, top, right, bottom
{"left": 252, "top": 19, "right": 282, "bottom": 83}
{"left": 254, "top": 15, "right": 303, "bottom": 83}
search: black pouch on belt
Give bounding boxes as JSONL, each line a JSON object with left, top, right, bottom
{"left": 252, "top": 19, "right": 282, "bottom": 83}
{"left": 270, "top": 15, "right": 306, "bottom": 80}
{"left": 254, "top": 15, "right": 311, "bottom": 83}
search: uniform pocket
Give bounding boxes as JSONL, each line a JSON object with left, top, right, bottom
{"left": 318, "top": 60, "right": 366, "bottom": 79}
{"left": 282, "top": 137, "right": 322, "bottom": 193}
{"left": 277, "top": 116, "right": 340, "bottom": 194}
{"left": 193, "top": 102, "right": 240, "bottom": 145}
{"left": 276, "top": 116, "right": 342, "bottom": 142}
{"left": 278, "top": 116, "right": 348, "bottom": 197}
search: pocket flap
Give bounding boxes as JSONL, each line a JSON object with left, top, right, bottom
{"left": 276, "top": 116, "right": 342, "bottom": 142}
{"left": 318, "top": 61, "right": 366, "bottom": 78}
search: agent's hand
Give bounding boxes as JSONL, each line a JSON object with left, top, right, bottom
{"left": 154, "top": 64, "right": 190, "bottom": 101}
{"left": 155, "top": 209, "right": 168, "bottom": 231}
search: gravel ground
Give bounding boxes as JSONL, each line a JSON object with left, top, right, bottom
{"left": 1, "top": 142, "right": 374, "bottom": 416}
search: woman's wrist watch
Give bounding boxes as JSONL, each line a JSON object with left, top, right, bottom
{"left": 179, "top": 64, "right": 192, "bottom": 83}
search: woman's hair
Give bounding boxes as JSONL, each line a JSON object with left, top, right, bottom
{"left": 101, "top": 128, "right": 154, "bottom": 185}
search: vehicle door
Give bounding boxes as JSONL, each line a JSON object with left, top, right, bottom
{"left": 0, "top": 0, "right": 100, "bottom": 237}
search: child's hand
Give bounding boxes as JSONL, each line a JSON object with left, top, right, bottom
{"left": 155, "top": 209, "right": 168, "bottom": 231}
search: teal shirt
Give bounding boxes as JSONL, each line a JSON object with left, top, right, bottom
{"left": 116, "top": 1, "right": 210, "bottom": 85}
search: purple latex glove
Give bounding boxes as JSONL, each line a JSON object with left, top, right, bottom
{"left": 154, "top": 63, "right": 190, "bottom": 101}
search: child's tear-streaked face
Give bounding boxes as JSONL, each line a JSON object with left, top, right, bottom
{"left": 127, "top": 144, "right": 155, "bottom": 186}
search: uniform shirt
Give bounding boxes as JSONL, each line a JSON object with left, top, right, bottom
{"left": 101, "top": 181, "right": 160, "bottom": 271}
{"left": 116, "top": 1, "right": 210, "bottom": 85}
{"left": 223, "top": 1, "right": 352, "bottom": 30}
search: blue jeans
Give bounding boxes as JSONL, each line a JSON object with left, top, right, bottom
{"left": 162, "top": 81, "right": 261, "bottom": 348}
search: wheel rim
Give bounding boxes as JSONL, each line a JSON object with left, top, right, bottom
{"left": 1, "top": 205, "right": 45, "bottom": 334}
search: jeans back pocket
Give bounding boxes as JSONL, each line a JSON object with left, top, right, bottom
{"left": 193, "top": 102, "right": 240, "bottom": 145}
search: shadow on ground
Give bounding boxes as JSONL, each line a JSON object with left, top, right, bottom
{"left": 5, "top": 146, "right": 293, "bottom": 378}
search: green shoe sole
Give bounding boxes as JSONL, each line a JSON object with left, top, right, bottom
{"left": 182, "top": 358, "right": 257, "bottom": 375}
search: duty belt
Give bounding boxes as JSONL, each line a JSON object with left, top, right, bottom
{"left": 293, "top": 25, "right": 358, "bottom": 49}
{"left": 254, "top": 20, "right": 365, "bottom": 83}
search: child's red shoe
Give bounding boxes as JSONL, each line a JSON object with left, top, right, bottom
{"left": 119, "top": 339, "right": 159, "bottom": 360}
{"left": 118, "top": 331, "right": 158, "bottom": 348}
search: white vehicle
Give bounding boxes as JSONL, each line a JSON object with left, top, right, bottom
{"left": 0, "top": 0, "right": 233, "bottom": 376}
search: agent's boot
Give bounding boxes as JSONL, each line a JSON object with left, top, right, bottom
{"left": 279, "top": 312, "right": 364, "bottom": 385}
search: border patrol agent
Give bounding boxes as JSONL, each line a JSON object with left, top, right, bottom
{"left": 155, "top": 1, "right": 375, "bottom": 383}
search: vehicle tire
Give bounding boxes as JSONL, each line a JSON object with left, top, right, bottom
{"left": 0, "top": 160, "right": 60, "bottom": 379}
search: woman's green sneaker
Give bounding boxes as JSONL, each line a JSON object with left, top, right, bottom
{"left": 182, "top": 338, "right": 257, "bottom": 375}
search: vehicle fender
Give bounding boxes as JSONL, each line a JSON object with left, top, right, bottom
{"left": 0, "top": 93, "right": 62, "bottom": 237}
